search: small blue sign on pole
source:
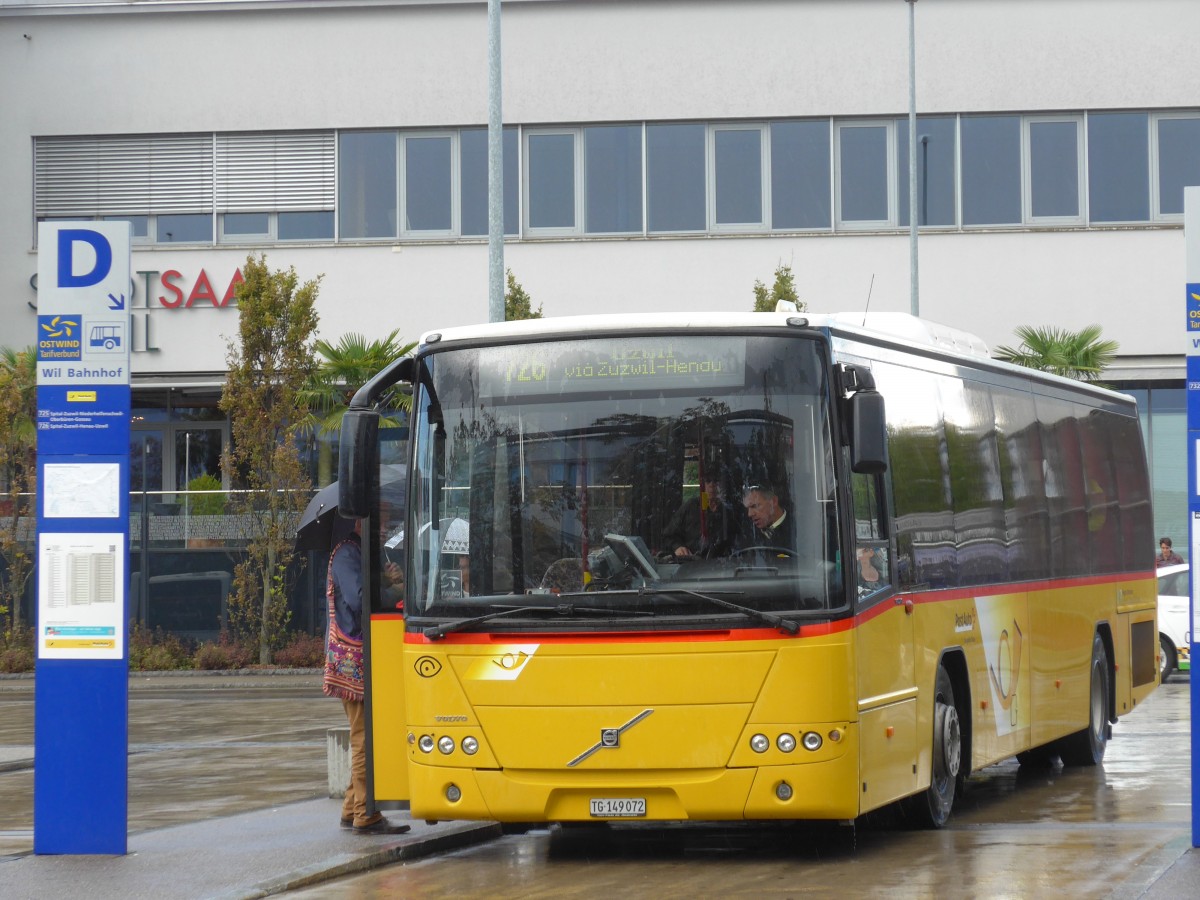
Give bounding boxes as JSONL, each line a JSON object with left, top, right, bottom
{"left": 1185, "top": 186, "right": 1200, "bottom": 850}
{"left": 34, "top": 222, "right": 132, "bottom": 855}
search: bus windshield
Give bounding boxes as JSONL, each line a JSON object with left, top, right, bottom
{"left": 407, "top": 332, "right": 843, "bottom": 629}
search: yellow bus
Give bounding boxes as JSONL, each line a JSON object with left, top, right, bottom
{"left": 339, "top": 311, "right": 1158, "bottom": 828}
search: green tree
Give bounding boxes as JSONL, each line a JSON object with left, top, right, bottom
{"left": 752, "top": 263, "right": 806, "bottom": 313}
{"left": 220, "top": 254, "right": 320, "bottom": 663}
{"left": 993, "top": 325, "right": 1119, "bottom": 383}
{"left": 300, "top": 330, "right": 415, "bottom": 486}
{"left": 505, "top": 269, "right": 542, "bottom": 320}
{"left": 0, "top": 346, "right": 37, "bottom": 634}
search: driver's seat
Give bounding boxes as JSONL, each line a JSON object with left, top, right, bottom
{"left": 541, "top": 558, "right": 584, "bottom": 593}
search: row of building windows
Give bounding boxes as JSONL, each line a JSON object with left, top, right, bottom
{"left": 35, "top": 110, "right": 1200, "bottom": 246}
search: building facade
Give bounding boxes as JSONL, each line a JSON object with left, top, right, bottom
{"left": 2, "top": 0, "right": 1195, "bottom": 583}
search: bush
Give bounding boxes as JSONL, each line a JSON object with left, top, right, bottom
{"left": 128, "top": 625, "right": 193, "bottom": 671}
{"left": 194, "top": 632, "right": 255, "bottom": 670}
{"left": 186, "top": 472, "right": 226, "bottom": 516}
{"left": 0, "top": 629, "right": 33, "bottom": 673}
{"left": 272, "top": 631, "right": 325, "bottom": 669}
{"left": 0, "top": 622, "right": 325, "bottom": 673}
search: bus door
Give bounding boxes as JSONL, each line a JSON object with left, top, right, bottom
{"left": 367, "top": 426, "right": 410, "bottom": 806}
{"left": 851, "top": 466, "right": 918, "bottom": 810}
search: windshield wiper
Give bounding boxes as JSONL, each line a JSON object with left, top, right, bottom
{"left": 423, "top": 602, "right": 653, "bottom": 640}
{"left": 638, "top": 585, "right": 800, "bottom": 635}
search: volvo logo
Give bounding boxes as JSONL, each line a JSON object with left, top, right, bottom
{"left": 567, "top": 710, "right": 654, "bottom": 767}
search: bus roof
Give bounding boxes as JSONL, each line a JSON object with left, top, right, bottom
{"left": 417, "top": 311, "right": 1131, "bottom": 406}
{"left": 419, "top": 311, "right": 987, "bottom": 354}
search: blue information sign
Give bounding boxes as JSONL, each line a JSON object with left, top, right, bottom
{"left": 34, "top": 222, "right": 132, "bottom": 855}
{"left": 1185, "top": 190, "right": 1200, "bottom": 850}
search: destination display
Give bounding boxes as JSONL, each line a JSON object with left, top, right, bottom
{"left": 478, "top": 336, "right": 747, "bottom": 399}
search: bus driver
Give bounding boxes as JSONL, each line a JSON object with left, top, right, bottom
{"left": 742, "top": 484, "right": 793, "bottom": 548}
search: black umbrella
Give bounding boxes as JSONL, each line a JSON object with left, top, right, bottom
{"left": 295, "top": 481, "right": 343, "bottom": 552}
{"left": 295, "top": 466, "right": 408, "bottom": 552}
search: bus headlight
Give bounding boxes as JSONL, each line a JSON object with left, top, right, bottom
{"left": 750, "top": 733, "right": 770, "bottom": 753}
{"left": 418, "top": 735, "right": 435, "bottom": 754}
{"left": 777, "top": 733, "right": 797, "bottom": 753}
{"left": 461, "top": 736, "right": 479, "bottom": 755}
{"left": 801, "top": 731, "right": 823, "bottom": 751}
{"left": 438, "top": 735, "right": 455, "bottom": 755}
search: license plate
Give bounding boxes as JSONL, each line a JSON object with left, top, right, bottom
{"left": 589, "top": 797, "right": 646, "bottom": 818}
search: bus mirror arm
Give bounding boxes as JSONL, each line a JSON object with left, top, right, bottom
{"left": 348, "top": 356, "right": 416, "bottom": 410}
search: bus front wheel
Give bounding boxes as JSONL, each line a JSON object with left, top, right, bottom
{"left": 903, "top": 665, "right": 961, "bottom": 828}
{"left": 1058, "top": 633, "right": 1110, "bottom": 766}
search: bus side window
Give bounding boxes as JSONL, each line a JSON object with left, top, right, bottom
{"left": 851, "top": 470, "right": 889, "bottom": 596}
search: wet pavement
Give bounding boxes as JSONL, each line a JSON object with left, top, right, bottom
{"left": 0, "top": 671, "right": 1197, "bottom": 898}
{"left": 0, "top": 670, "right": 347, "bottom": 856}
{"left": 0, "top": 671, "right": 498, "bottom": 898}
{"left": 286, "top": 679, "right": 1200, "bottom": 899}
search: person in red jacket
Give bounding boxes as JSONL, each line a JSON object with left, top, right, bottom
{"left": 1157, "top": 536, "right": 1184, "bottom": 568}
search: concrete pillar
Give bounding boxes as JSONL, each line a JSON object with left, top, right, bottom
{"left": 326, "top": 726, "right": 350, "bottom": 799}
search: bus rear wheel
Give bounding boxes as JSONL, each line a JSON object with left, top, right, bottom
{"left": 1058, "top": 633, "right": 1110, "bottom": 766}
{"left": 902, "top": 665, "right": 961, "bottom": 828}
{"left": 1160, "top": 634, "right": 1176, "bottom": 683}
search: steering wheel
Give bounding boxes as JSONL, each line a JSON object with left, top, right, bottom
{"left": 731, "top": 545, "right": 796, "bottom": 559}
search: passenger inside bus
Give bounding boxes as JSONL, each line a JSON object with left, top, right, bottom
{"left": 662, "top": 475, "right": 737, "bottom": 559}
{"left": 856, "top": 546, "right": 888, "bottom": 593}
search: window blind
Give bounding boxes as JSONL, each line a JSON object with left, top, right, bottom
{"left": 34, "top": 134, "right": 214, "bottom": 216}
{"left": 215, "top": 132, "right": 335, "bottom": 212}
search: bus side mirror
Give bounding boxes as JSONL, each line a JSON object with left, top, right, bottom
{"left": 338, "top": 410, "right": 379, "bottom": 518}
{"left": 850, "top": 390, "right": 888, "bottom": 474}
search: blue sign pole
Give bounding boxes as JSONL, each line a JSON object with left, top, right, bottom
{"left": 1185, "top": 186, "right": 1200, "bottom": 849}
{"left": 34, "top": 222, "right": 132, "bottom": 855}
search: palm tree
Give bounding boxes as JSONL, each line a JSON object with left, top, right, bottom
{"left": 993, "top": 325, "right": 1119, "bottom": 383}
{"left": 300, "top": 330, "right": 415, "bottom": 486}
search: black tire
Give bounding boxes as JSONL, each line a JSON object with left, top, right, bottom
{"left": 1160, "top": 634, "right": 1176, "bottom": 684}
{"left": 1059, "top": 633, "right": 1110, "bottom": 766}
{"left": 902, "top": 665, "right": 962, "bottom": 828}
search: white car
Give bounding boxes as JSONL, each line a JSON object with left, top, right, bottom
{"left": 1157, "top": 562, "right": 1191, "bottom": 682}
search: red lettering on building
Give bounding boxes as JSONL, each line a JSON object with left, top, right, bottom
{"left": 220, "top": 268, "right": 244, "bottom": 307}
{"left": 186, "top": 269, "right": 219, "bottom": 308}
{"left": 154, "top": 268, "right": 243, "bottom": 310}
{"left": 159, "top": 270, "right": 185, "bottom": 308}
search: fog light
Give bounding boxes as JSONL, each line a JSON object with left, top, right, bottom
{"left": 776, "top": 781, "right": 793, "bottom": 801}
{"left": 776, "top": 733, "right": 797, "bottom": 753}
{"left": 802, "top": 731, "right": 823, "bottom": 751}
{"left": 438, "top": 735, "right": 455, "bottom": 755}
{"left": 445, "top": 783, "right": 462, "bottom": 803}
{"left": 418, "top": 735, "right": 435, "bottom": 753}
{"left": 750, "top": 733, "right": 770, "bottom": 753}
{"left": 462, "top": 736, "right": 479, "bottom": 755}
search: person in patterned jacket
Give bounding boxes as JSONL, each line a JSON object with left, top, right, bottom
{"left": 324, "top": 517, "right": 411, "bottom": 835}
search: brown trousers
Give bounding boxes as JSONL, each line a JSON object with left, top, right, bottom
{"left": 341, "top": 697, "right": 381, "bottom": 828}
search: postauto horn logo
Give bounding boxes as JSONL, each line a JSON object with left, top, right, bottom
{"left": 38, "top": 316, "right": 83, "bottom": 361}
